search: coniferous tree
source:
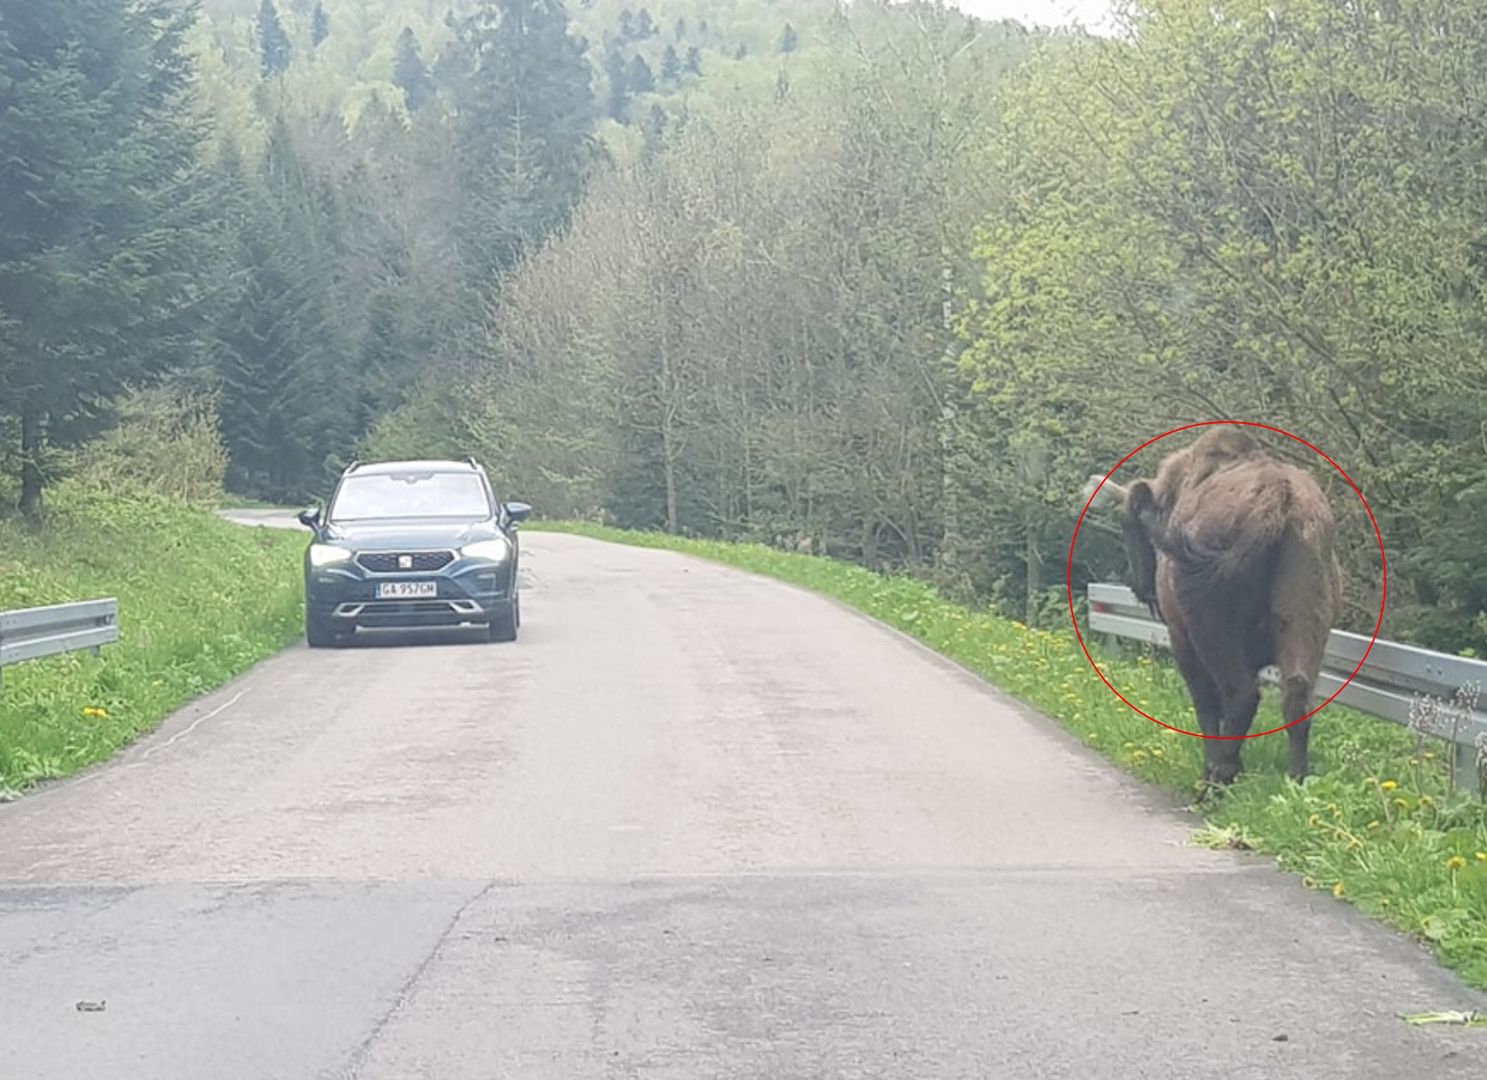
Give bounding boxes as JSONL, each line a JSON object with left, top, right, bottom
{"left": 618, "top": 8, "right": 635, "bottom": 39}
{"left": 674, "top": 16, "right": 687, "bottom": 39}
{"left": 636, "top": 9, "right": 656, "bottom": 38}
{"left": 628, "top": 54, "right": 654, "bottom": 95}
{"left": 449, "top": 0, "right": 599, "bottom": 281}
{"left": 605, "top": 46, "right": 631, "bottom": 119}
{"left": 258, "top": 0, "right": 292, "bottom": 76}
{"left": 779, "top": 23, "right": 798, "bottom": 53}
{"left": 311, "top": 2, "right": 330, "bottom": 47}
{"left": 215, "top": 118, "right": 352, "bottom": 499}
{"left": 661, "top": 44, "right": 680, "bottom": 82}
{"left": 734, "top": 42, "right": 748, "bottom": 60}
{"left": 394, "top": 28, "right": 433, "bottom": 111}
{"left": 0, "top": 0, "right": 218, "bottom": 512}
{"left": 647, "top": 104, "right": 666, "bottom": 140}
{"left": 685, "top": 46, "right": 702, "bottom": 75}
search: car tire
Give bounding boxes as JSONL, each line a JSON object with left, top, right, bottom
{"left": 487, "top": 600, "right": 518, "bottom": 643}
{"left": 306, "top": 614, "right": 343, "bottom": 649}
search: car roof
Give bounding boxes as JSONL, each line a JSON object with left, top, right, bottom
{"left": 347, "top": 459, "right": 482, "bottom": 477}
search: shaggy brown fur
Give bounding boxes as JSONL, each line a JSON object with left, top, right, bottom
{"left": 1103, "top": 428, "right": 1340, "bottom": 785}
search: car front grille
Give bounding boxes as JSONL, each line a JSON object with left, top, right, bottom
{"left": 355, "top": 550, "right": 456, "bottom": 574}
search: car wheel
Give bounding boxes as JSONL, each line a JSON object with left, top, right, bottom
{"left": 487, "top": 600, "right": 518, "bottom": 643}
{"left": 306, "top": 614, "right": 343, "bottom": 649}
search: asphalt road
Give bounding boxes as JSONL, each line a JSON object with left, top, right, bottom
{"left": 2, "top": 521, "right": 1483, "bottom": 1078}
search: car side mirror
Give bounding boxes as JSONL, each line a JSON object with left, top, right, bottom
{"left": 298, "top": 507, "right": 322, "bottom": 530}
{"left": 505, "top": 501, "right": 532, "bottom": 525}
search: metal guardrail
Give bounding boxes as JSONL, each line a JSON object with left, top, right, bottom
{"left": 1087, "top": 582, "right": 1487, "bottom": 793}
{"left": 0, "top": 599, "right": 119, "bottom": 690}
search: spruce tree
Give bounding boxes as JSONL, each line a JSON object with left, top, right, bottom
{"left": 779, "top": 23, "right": 798, "bottom": 53}
{"left": 685, "top": 46, "right": 702, "bottom": 75}
{"left": 394, "top": 28, "right": 433, "bottom": 112}
{"left": 628, "top": 54, "right": 654, "bottom": 95}
{"left": 258, "top": 0, "right": 292, "bottom": 77}
{"left": 661, "top": 44, "right": 680, "bottom": 82}
{"left": 0, "top": 0, "right": 218, "bottom": 512}
{"left": 312, "top": 2, "right": 330, "bottom": 47}
{"left": 605, "top": 47, "right": 631, "bottom": 119}
{"left": 448, "top": 0, "right": 599, "bottom": 280}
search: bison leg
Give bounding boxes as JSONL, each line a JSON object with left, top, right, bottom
{"left": 1169, "top": 631, "right": 1234, "bottom": 785}
{"left": 1281, "top": 675, "right": 1314, "bottom": 781}
{"left": 1179, "top": 608, "right": 1260, "bottom": 786}
{"left": 1199, "top": 678, "right": 1259, "bottom": 786}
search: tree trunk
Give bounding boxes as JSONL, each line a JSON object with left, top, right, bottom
{"left": 662, "top": 443, "right": 679, "bottom": 535}
{"left": 19, "top": 406, "right": 45, "bottom": 517}
{"left": 1025, "top": 522, "right": 1041, "bottom": 628}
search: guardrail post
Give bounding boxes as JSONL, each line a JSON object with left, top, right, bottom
{"left": 1456, "top": 739, "right": 1486, "bottom": 798}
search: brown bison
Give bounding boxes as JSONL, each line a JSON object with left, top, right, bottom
{"left": 1082, "top": 427, "right": 1341, "bottom": 785}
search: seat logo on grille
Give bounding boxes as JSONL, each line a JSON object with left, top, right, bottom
{"left": 398, "top": 554, "right": 414, "bottom": 570}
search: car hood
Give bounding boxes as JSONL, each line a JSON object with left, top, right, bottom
{"left": 323, "top": 519, "right": 499, "bottom": 550}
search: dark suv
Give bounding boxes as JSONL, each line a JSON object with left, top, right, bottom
{"left": 297, "top": 459, "right": 530, "bottom": 647}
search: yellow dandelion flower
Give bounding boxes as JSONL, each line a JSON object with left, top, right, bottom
{"left": 1419, "top": 796, "right": 1435, "bottom": 809}
{"left": 1393, "top": 798, "right": 1409, "bottom": 810}
{"left": 1367, "top": 820, "right": 1382, "bottom": 830}
{"left": 1151, "top": 748, "right": 1164, "bottom": 759}
{"left": 1307, "top": 815, "right": 1321, "bottom": 827}
{"left": 1424, "top": 752, "right": 1437, "bottom": 761}
{"left": 1475, "top": 852, "right": 1487, "bottom": 862}
{"left": 1380, "top": 780, "right": 1399, "bottom": 792}
{"left": 1132, "top": 750, "right": 1148, "bottom": 762}
{"left": 1446, "top": 856, "right": 1467, "bottom": 871}
{"left": 1332, "top": 882, "right": 1345, "bottom": 898}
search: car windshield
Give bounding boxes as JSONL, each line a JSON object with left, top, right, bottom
{"left": 329, "top": 471, "right": 491, "bottom": 521}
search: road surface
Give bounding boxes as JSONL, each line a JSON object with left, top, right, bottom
{"left": 1, "top": 522, "right": 1483, "bottom": 1078}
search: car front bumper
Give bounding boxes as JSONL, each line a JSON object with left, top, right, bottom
{"left": 306, "top": 558, "right": 515, "bottom": 631}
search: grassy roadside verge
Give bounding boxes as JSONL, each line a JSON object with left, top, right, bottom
{"left": 0, "top": 483, "right": 305, "bottom": 796}
{"left": 534, "top": 521, "right": 1487, "bottom": 991}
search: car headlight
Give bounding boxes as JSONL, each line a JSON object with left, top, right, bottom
{"left": 461, "top": 538, "right": 512, "bottom": 564}
{"left": 309, "top": 543, "right": 353, "bottom": 567}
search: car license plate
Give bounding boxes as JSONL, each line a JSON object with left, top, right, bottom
{"left": 377, "top": 581, "right": 438, "bottom": 600}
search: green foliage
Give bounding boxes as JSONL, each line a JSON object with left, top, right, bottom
{"left": 71, "top": 378, "right": 230, "bottom": 504}
{"left": 378, "top": 0, "right": 1025, "bottom": 550}
{"left": 536, "top": 520, "right": 1487, "bottom": 990}
{"left": 0, "top": 484, "right": 305, "bottom": 796}
{"left": 962, "top": 0, "right": 1487, "bottom": 650}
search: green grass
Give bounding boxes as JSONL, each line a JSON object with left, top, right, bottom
{"left": 534, "top": 521, "right": 1487, "bottom": 991}
{"left": 0, "top": 483, "right": 306, "bottom": 796}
